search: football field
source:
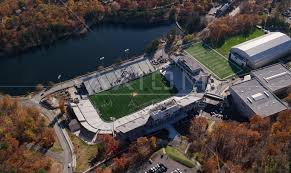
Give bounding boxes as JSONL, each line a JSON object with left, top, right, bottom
{"left": 89, "top": 72, "right": 175, "bottom": 121}
{"left": 185, "top": 42, "right": 242, "bottom": 80}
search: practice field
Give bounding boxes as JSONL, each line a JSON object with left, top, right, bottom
{"left": 89, "top": 72, "right": 176, "bottom": 121}
{"left": 215, "top": 29, "right": 265, "bottom": 56}
{"left": 185, "top": 42, "right": 242, "bottom": 80}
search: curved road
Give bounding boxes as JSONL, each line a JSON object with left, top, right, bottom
{"left": 22, "top": 98, "right": 73, "bottom": 173}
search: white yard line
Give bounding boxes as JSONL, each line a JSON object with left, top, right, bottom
{"left": 223, "top": 73, "right": 237, "bottom": 80}
{"left": 196, "top": 43, "right": 244, "bottom": 77}
{"left": 203, "top": 42, "right": 244, "bottom": 73}
{"left": 185, "top": 45, "right": 243, "bottom": 80}
{"left": 184, "top": 50, "right": 222, "bottom": 80}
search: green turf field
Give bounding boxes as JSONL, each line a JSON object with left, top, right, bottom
{"left": 186, "top": 42, "right": 242, "bottom": 80}
{"left": 215, "top": 29, "right": 265, "bottom": 56}
{"left": 89, "top": 72, "right": 175, "bottom": 121}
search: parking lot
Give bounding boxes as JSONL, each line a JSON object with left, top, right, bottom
{"left": 139, "top": 152, "right": 195, "bottom": 173}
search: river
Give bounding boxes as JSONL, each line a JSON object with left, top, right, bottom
{"left": 0, "top": 24, "right": 175, "bottom": 96}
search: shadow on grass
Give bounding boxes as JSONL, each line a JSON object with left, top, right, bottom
{"left": 228, "top": 60, "right": 252, "bottom": 77}
{"left": 207, "top": 29, "right": 258, "bottom": 49}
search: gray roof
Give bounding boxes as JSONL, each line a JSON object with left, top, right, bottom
{"left": 115, "top": 95, "right": 202, "bottom": 133}
{"left": 71, "top": 94, "right": 202, "bottom": 135}
{"left": 174, "top": 56, "right": 201, "bottom": 73}
{"left": 231, "top": 79, "right": 287, "bottom": 117}
{"left": 69, "top": 119, "right": 81, "bottom": 132}
{"left": 83, "top": 57, "right": 155, "bottom": 95}
{"left": 251, "top": 64, "right": 291, "bottom": 93}
{"left": 231, "top": 32, "right": 291, "bottom": 68}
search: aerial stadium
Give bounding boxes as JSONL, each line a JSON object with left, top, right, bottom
{"left": 68, "top": 56, "right": 208, "bottom": 140}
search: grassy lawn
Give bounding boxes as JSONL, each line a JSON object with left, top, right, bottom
{"left": 43, "top": 116, "right": 63, "bottom": 153}
{"left": 186, "top": 42, "right": 242, "bottom": 80}
{"left": 165, "top": 146, "right": 195, "bottom": 168}
{"left": 49, "top": 137, "right": 63, "bottom": 153}
{"left": 90, "top": 72, "right": 175, "bottom": 121}
{"left": 68, "top": 132, "right": 99, "bottom": 172}
{"left": 215, "top": 29, "right": 265, "bottom": 56}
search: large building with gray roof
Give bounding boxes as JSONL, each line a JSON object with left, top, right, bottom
{"left": 70, "top": 94, "right": 202, "bottom": 140}
{"left": 173, "top": 56, "right": 202, "bottom": 77}
{"left": 230, "top": 79, "right": 287, "bottom": 118}
{"left": 68, "top": 56, "right": 207, "bottom": 140}
{"left": 229, "top": 32, "right": 291, "bottom": 69}
{"left": 251, "top": 64, "right": 291, "bottom": 95}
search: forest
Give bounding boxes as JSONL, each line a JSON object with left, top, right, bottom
{"left": 202, "top": 14, "right": 260, "bottom": 46}
{"left": 189, "top": 110, "right": 291, "bottom": 173}
{"left": 0, "top": 96, "right": 55, "bottom": 173}
{"left": 0, "top": 0, "right": 213, "bottom": 55}
{"left": 95, "top": 135, "right": 158, "bottom": 173}
{"left": 95, "top": 109, "right": 291, "bottom": 173}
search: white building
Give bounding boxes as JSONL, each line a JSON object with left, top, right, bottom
{"left": 70, "top": 95, "right": 203, "bottom": 140}
{"left": 229, "top": 32, "right": 291, "bottom": 69}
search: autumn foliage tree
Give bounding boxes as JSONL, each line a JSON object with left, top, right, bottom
{"left": 0, "top": 0, "right": 183, "bottom": 54}
{"left": 0, "top": 96, "right": 55, "bottom": 173}
{"left": 188, "top": 110, "right": 291, "bottom": 173}
{"left": 39, "top": 128, "right": 56, "bottom": 148}
{"left": 95, "top": 167, "right": 113, "bottom": 173}
{"left": 98, "top": 134, "right": 119, "bottom": 157}
{"left": 124, "top": 136, "right": 158, "bottom": 166}
{"left": 112, "top": 156, "right": 129, "bottom": 172}
{"left": 202, "top": 14, "right": 260, "bottom": 46}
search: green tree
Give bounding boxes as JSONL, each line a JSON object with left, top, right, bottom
{"left": 145, "top": 39, "right": 159, "bottom": 54}
{"left": 38, "top": 168, "right": 47, "bottom": 173}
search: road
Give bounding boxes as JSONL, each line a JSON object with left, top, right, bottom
{"left": 26, "top": 143, "right": 65, "bottom": 163}
{"left": 22, "top": 99, "right": 74, "bottom": 173}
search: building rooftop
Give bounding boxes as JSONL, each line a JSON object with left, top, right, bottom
{"left": 70, "top": 100, "right": 112, "bottom": 133}
{"left": 115, "top": 94, "right": 202, "bottom": 134}
{"left": 71, "top": 94, "right": 202, "bottom": 135}
{"left": 232, "top": 32, "right": 290, "bottom": 56}
{"left": 68, "top": 119, "right": 81, "bottom": 132}
{"left": 83, "top": 57, "right": 155, "bottom": 95}
{"left": 173, "top": 56, "right": 201, "bottom": 73}
{"left": 231, "top": 32, "right": 291, "bottom": 65}
{"left": 231, "top": 79, "right": 287, "bottom": 117}
{"left": 251, "top": 64, "right": 291, "bottom": 93}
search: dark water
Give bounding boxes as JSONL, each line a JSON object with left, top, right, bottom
{"left": 0, "top": 24, "right": 175, "bottom": 95}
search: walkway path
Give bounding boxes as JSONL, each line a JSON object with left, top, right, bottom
{"left": 26, "top": 143, "right": 65, "bottom": 163}
{"left": 22, "top": 99, "right": 74, "bottom": 173}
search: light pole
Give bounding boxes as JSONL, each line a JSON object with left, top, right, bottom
{"left": 110, "top": 117, "right": 116, "bottom": 137}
